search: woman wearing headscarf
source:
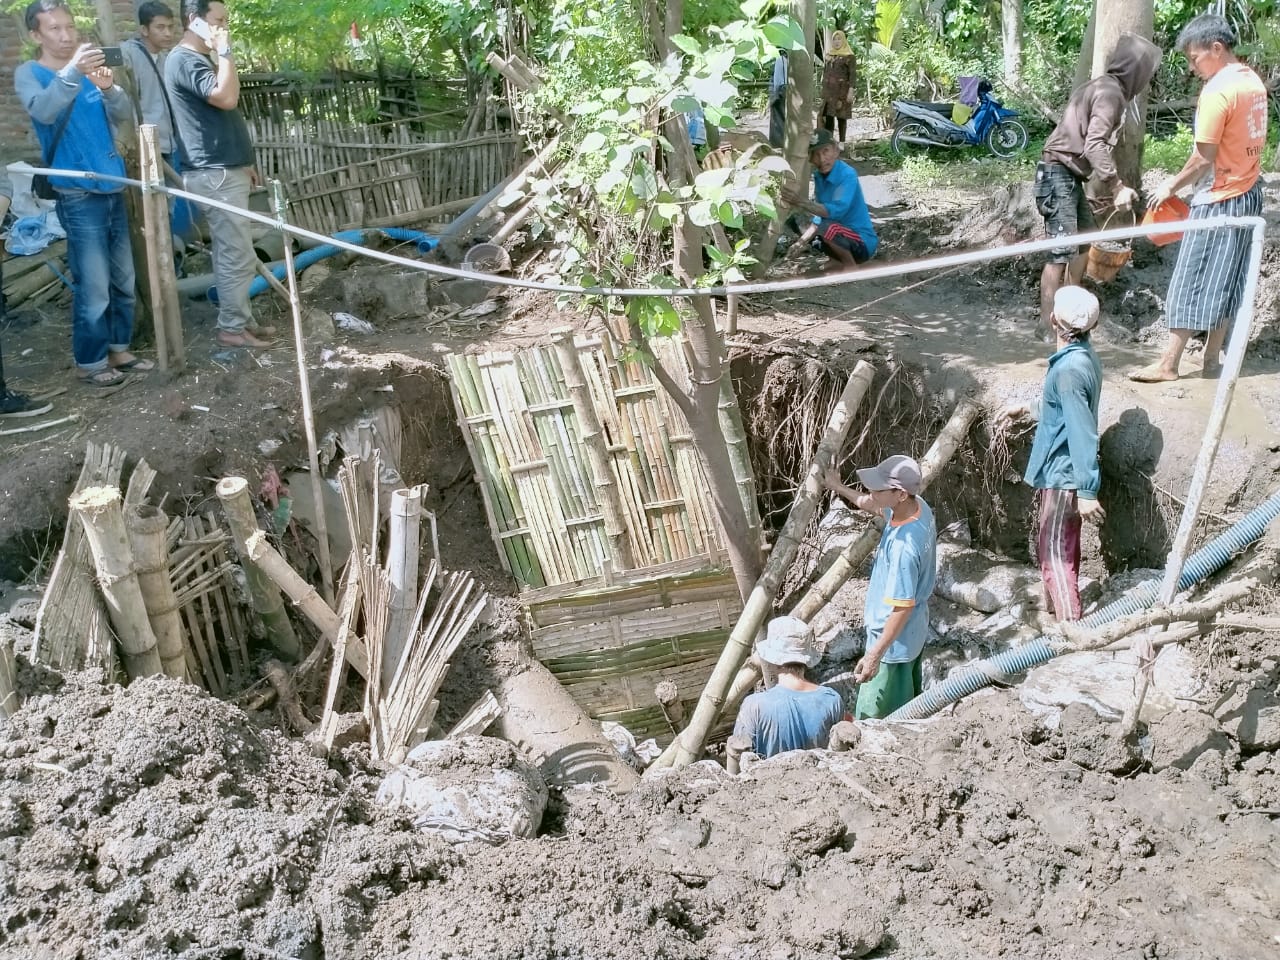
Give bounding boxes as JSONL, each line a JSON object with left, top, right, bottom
{"left": 821, "top": 30, "right": 856, "bottom": 143}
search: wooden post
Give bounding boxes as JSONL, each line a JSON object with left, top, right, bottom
{"left": 215, "top": 476, "right": 301, "bottom": 660}
{"left": 138, "top": 124, "right": 184, "bottom": 370}
{"left": 725, "top": 734, "right": 751, "bottom": 775}
{"left": 271, "top": 180, "right": 336, "bottom": 607}
{"left": 383, "top": 485, "right": 423, "bottom": 689}
{"left": 69, "top": 486, "right": 163, "bottom": 680}
{"left": 551, "top": 327, "right": 635, "bottom": 571}
{"left": 650, "top": 361, "right": 876, "bottom": 771}
{"left": 124, "top": 503, "right": 190, "bottom": 681}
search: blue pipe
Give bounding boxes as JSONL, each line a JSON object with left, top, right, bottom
{"left": 888, "top": 488, "right": 1280, "bottom": 720}
{"left": 207, "top": 228, "right": 439, "bottom": 303}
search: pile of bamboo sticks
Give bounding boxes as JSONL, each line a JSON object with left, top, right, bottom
{"left": 1, "top": 244, "right": 72, "bottom": 311}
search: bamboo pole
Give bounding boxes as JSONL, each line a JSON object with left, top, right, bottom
{"left": 650, "top": 361, "right": 876, "bottom": 771}
{"left": 721, "top": 396, "right": 983, "bottom": 712}
{"left": 215, "top": 476, "right": 301, "bottom": 660}
{"left": 68, "top": 486, "right": 164, "bottom": 680}
{"left": 0, "top": 640, "right": 19, "bottom": 720}
{"left": 383, "top": 485, "right": 423, "bottom": 689}
{"left": 271, "top": 180, "right": 336, "bottom": 607}
{"left": 124, "top": 503, "right": 190, "bottom": 681}
{"left": 551, "top": 327, "right": 635, "bottom": 572}
{"left": 244, "top": 530, "right": 371, "bottom": 679}
{"left": 138, "top": 124, "right": 184, "bottom": 370}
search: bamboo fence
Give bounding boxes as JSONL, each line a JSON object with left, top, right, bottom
{"left": 446, "top": 332, "right": 747, "bottom": 590}
{"left": 248, "top": 117, "right": 521, "bottom": 234}
{"left": 449, "top": 332, "right": 760, "bottom": 742}
{"left": 238, "top": 74, "right": 470, "bottom": 129}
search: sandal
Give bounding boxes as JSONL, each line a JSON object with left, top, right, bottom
{"left": 78, "top": 368, "right": 128, "bottom": 388}
{"left": 110, "top": 356, "right": 155, "bottom": 373}
{"left": 216, "top": 329, "right": 273, "bottom": 348}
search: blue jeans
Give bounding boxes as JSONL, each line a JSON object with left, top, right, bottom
{"left": 55, "top": 190, "right": 136, "bottom": 372}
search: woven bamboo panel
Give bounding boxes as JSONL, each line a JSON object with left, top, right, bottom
{"left": 447, "top": 335, "right": 740, "bottom": 590}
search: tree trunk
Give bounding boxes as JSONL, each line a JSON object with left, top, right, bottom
{"left": 641, "top": 0, "right": 764, "bottom": 601}
{"left": 1001, "top": 0, "right": 1023, "bottom": 85}
{"left": 1074, "top": 2, "right": 1098, "bottom": 91}
{"left": 1089, "top": 0, "right": 1155, "bottom": 195}
{"left": 755, "top": 0, "right": 817, "bottom": 275}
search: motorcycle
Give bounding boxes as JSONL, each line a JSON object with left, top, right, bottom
{"left": 891, "top": 80, "right": 1028, "bottom": 159}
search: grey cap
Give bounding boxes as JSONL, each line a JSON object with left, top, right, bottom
{"left": 756, "top": 616, "right": 820, "bottom": 668}
{"left": 856, "top": 454, "right": 923, "bottom": 496}
{"left": 809, "top": 128, "right": 837, "bottom": 153}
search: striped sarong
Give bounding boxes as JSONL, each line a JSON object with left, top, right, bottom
{"left": 1165, "top": 182, "right": 1263, "bottom": 332}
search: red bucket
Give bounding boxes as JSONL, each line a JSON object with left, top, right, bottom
{"left": 1142, "top": 197, "right": 1190, "bottom": 246}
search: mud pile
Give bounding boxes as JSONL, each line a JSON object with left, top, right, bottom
{"left": 2, "top": 662, "right": 1278, "bottom": 960}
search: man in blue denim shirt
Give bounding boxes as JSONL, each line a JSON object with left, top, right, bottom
{"left": 1003, "top": 286, "right": 1105, "bottom": 621}
{"left": 16, "top": 0, "right": 154, "bottom": 387}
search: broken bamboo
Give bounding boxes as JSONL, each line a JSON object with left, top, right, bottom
{"left": 551, "top": 327, "right": 635, "bottom": 571}
{"left": 0, "top": 639, "right": 18, "bottom": 720}
{"left": 446, "top": 690, "right": 504, "bottom": 739}
{"left": 384, "top": 485, "right": 424, "bottom": 688}
{"left": 69, "top": 486, "right": 164, "bottom": 680}
{"left": 124, "top": 503, "right": 190, "bottom": 681}
{"left": 650, "top": 360, "right": 876, "bottom": 770}
{"left": 215, "top": 476, "right": 302, "bottom": 661}
{"left": 721, "top": 396, "right": 983, "bottom": 714}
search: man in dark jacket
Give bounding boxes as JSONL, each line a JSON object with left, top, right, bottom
{"left": 1034, "top": 34, "right": 1162, "bottom": 329}
{"left": 1001, "top": 286, "right": 1104, "bottom": 622}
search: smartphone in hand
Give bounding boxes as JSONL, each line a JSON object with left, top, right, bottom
{"left": 100, "top": 46, "right": 124, "bottom": 67}
{"left": 189, "top": 17, "right": 213, "bottom": 42}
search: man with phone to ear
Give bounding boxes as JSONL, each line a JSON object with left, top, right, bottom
{"left": 166, "top": 0, "right": 271, "bottom": 348}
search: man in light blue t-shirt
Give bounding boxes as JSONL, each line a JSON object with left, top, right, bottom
{"left": 733, "top": 617, "right": 844, "bottom": 758}
{"left": 826, "top": 454, "right": 936, "bottom": 719}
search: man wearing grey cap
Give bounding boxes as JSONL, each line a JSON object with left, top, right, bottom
{"left": 826, "top": 454, "right": 937, "bottom": 718}
{"left": 1001, "top": 285, "right": 1104, "bottom": 622}
{"left": 732, "top": 616, "right": 844, "bottom": 758}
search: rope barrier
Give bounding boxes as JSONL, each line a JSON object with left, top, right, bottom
{"left": 8, "top": 162, "right": 1266, "bottom": 301}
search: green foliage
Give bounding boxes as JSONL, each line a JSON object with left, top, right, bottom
{"left": 1143, "top": 126, "right": 1195, "bottom": 175}
{"left": 523, "top": 0, "right": 798, "bottom": 307}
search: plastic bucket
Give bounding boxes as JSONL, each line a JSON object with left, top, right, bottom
{"left": 1085, "top": 241, "right": 1131, "bottom": 282}
{"left": 1141, "top": 197, "right": 1190, "bottom": 247}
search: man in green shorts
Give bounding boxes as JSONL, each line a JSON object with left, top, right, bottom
{"left": 826, "top": 454, "right": 937, "bottom": 718}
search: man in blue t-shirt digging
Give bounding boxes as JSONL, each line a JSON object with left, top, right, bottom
{"left": 780, "top": 128, "right": 878, "bottom": 273}
{"left": 732, "top": 616, "right": 844, "bottom": 758}
{"left": 826, "top": 455, "right": 937, "bottom": 719}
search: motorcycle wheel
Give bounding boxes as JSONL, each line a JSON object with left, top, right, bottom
{"left": 891, "top": 120, "right": 934, "bottom": 157}
{"left": 986, "top": 119, "right": 1028, "bottom": 158}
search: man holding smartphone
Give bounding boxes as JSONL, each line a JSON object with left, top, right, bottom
{"left": 16, "top": 0, "right": 154, "bottom": 387}
{"left": 166, "top": 0, "right": 270, "bottom": 348}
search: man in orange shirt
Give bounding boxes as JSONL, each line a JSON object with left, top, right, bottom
{"left": 1131, "top": 14, "right": 1268, "bottom": 383}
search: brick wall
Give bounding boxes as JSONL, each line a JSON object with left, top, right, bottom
{"left": 1, "top": 0, "right": 140, "bottom": 164}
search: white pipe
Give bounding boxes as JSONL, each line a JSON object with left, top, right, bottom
{"left": 1157, "top": 218, "right": 1266, "bottom": 604}
{"left": 9, "top": 163, "right": 1263, "bottom": 300}
{"left": 384, "top": 485, "right": 423, "bottom": 690}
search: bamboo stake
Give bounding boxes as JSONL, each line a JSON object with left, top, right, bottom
{"left": 384, "top": 485, "right": 424, "bottom": 688}
{"left": 721, "top": 396, "right": 983, "bottom": 713}
{"left": 215, "top": 476, "right": 301, "bottom": 660}
{"left": 138, "top": 124, "right": 183, "bottom": 370}
{"left": 68, "top": 486, "right": 164, "bottom": 680}
{"left": 271, "top": 179, "right": 335, "bottom": 607}
{"left": 124, "top": 504, "right": 190, "bottom": 681}
{"left": 319, "top": 561, "right": 362, "bottom": 749}
{"left": 650, "top": 361, "right": 876, "bottom": 770}
{"left": 551, "top": 327, "right": 635, "bottom": 571}
{"left": 0, "top": 640, "right": 19, "bottom": 720}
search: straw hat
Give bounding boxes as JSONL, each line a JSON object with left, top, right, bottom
{"left": 827, "top": 30, "right": 855, "bottom": 58}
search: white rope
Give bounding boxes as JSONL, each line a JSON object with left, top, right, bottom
{"left": 10, "top": 162, "right": 1265, "bottom": 299}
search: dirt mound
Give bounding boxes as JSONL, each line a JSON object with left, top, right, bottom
{"left": 3, "top": 667, "right": 1278, "bottom": 960}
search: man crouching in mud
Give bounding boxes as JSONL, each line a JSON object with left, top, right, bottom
{"left": 780, "top": 129, "right": 878, "bottom": 273}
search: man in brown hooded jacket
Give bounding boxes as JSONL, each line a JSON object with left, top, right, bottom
{"left": 1034, "top": 33, "right": 1162, "bottom": 328}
